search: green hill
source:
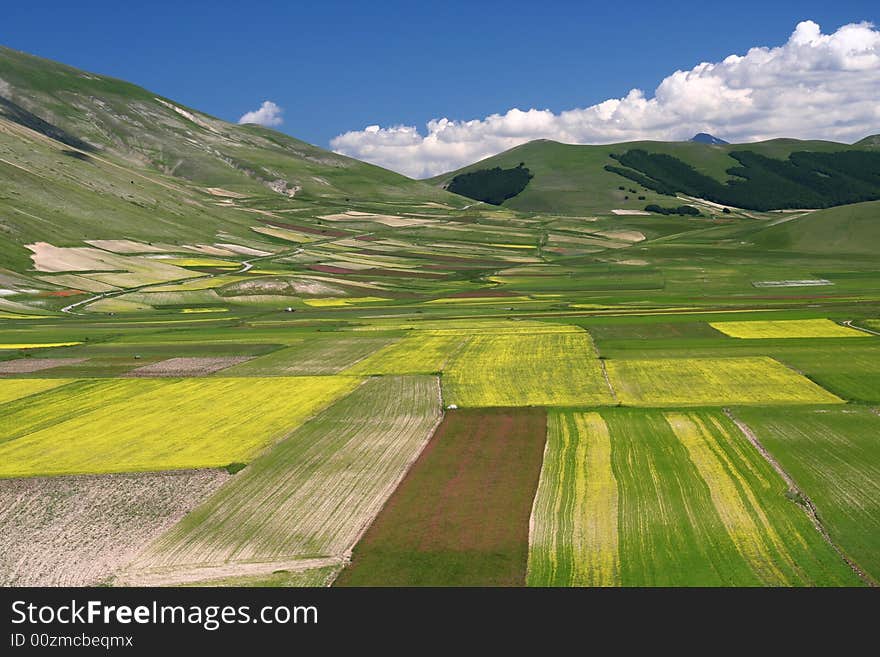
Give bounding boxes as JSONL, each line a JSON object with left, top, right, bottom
{"left": 0, "top": 47, "right": 461, "bottom": 271}
{"left": 432, "top": 138, "right": 879, "bottom": 214}
{"left": 749, "top": 200, "right": 880, "bottom": 255}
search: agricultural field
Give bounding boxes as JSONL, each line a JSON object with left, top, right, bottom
{"left": 733, "top": 406, "right": 880, "bottom": 583}
{"left": 710, "top": 319, "right": 868, "bottom": 339}
{"left": 526, "top": 409, "right": 857, "bottom": 586}
{"left": 528, "top": 412, "right": 619, "bottom": 586}
{"left": 122, "top": 376, "right": 440, "bottom": 585}
{"left": 344, "top": 333, "right": 466, "bottom": 375}
{"left": 0, "top": 376, "right": 359, "bottom": 477}
{"left": 336, "top": 408, "right": 546, "bottom": 586}
{"left": 221, "top": 336, "right": 397, "bottom": 375}
{"left": 606, "top": 357, "right": 844, "bottom": 406}
{"left": 443, "top": 331, "right": 614, "bottom": 407}
{"left": 0, "top": 470, "right": 228, "bottom": 586}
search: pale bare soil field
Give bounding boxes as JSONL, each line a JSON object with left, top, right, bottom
{"left": 124, "top": 356, "right": 254, "bottom": 377}
{"left": 0, "top": 358, "right": 87, "bottom": 374}
{"left": 0, "top": 470, "right": 228, "bottom": 586}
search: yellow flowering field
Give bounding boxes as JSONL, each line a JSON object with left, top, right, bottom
{"left": 0, "top": 342, "right": 82, "bottom": 349}
{"left": 0, "top": 379, "right": 73, "bottom": 406}
{"left": 0, "top": 376, "right": 360, "bottom": 477}
{"left": 344, "top": 333, "right": 466, "bottom": 375}
{"left": 443, "top": 331, "right": 614, "bottom": 407}
{"left": 606, "top": 357, "right": 843, "bottom": 406}
{"left": 710, "top": 319, "right": 868, "bottom": 339}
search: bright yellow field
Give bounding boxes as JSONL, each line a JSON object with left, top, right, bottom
{"left": 0, "top": 376, "right": 361, "bottom": 477}
{"left": 0, "top": 342, "right": 82, "bottom": 349}
{"left": 443, "top": 331, "right": 614, "bottom": 407}
{"left": 345, "top": 333, "right": 466, "bottom": 375}
{"left": 710, "top": 319, "right": 868, "bottom": 339}
{"left": 606, "top": 357, "right": 843, "bottom": 406}
{"left": 304, "top": 297, "right": 389, "bottom": 307}
{"left": 161, "top": 258, "right": 240, "bottom": 268}
{"left": 0, "top": 379, "right": 73, "bottom": 405}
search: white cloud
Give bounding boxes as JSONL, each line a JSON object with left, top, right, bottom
{"left": 331, "top": 20, "right": 880, "bottom": 178}
{"left": 238, "top": 100, "right": 284, "bottom": 127}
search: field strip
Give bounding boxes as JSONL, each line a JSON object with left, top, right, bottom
{"left": 723, "top": 408, "right": 876, "bottom": 587}
{"left": 121, "top": 376, "right": 442, "bottom": 581}
{"left": 527, "top": 412, "right": 620, "bottom": 586}
{"left": 666, "top": 412, "right": 794, "bottom": 585}
{"left": 117, "top": 557, "right": 343, "bottom": 587}
{"left": 0, "top": 470, "right": 228, "bottom": 586}
{"left": 710, "top": 319, "right": 868, "bottom": 339}
{"left": 336, "top": 408, "right": 547, "bottom": 586}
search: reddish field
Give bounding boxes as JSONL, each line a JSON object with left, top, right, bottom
{"left": 309, "top": 264, "right": 358, "bottom": 274}
{"left": 335, "top": 408, "right": 547, "bottom": 587}
{"left": 42, "top": 289, "right": 85, "bottom": 297}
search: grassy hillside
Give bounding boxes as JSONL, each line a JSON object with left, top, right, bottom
{"left": 432, "top": 138, "right": 873, "bottom": 215}
{"left": 0, "top": 47, "right": 463, "bottom": 273}
{"left": 749, "top": 201, "right": 880, "bottom": 255}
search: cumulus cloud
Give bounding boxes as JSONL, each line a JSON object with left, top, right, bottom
{"left": 238, "top": 100, "right": 284, "bottom": 127}
{"left": 331, "top": 20, "right": 880, "bottom": 178}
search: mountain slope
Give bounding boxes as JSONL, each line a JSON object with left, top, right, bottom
{"left": 433, "top": 137, "right": 879, "bottom": 214}
{"left": 691, "top": 133, "right": 728, "bottom": 145}
{"left": 0, "top": 47, "right": 455, "bottom": 203}
{"left": 0, "top": 46, "right": 469, "bottom": 280}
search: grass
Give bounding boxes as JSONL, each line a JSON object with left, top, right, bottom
{"left": 181, "top": 565, "right": 340, "bottom": 587}
{"left": 336, "top": 408, "right": 546, "bottom": 586}
{"left": 606, "top": 357, "right": 844, "bottom": 406}
{"left": 734, "top": 405, "right": 880, "bottom": 583}
{"left": 710, "top": 319, "right": 868, "bottom": 339}
{"left": 443, "top": 331, "right": 614, "bottom": 407}
{"left": 0, "top": 376, "right": 360, "bottom": 477}
{"left": 126, "top": 376, "right": 440, "bottom": 583}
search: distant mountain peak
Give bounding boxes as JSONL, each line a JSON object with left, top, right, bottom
{"left": 691, "top": 133, "right": 729, "bottom": 145}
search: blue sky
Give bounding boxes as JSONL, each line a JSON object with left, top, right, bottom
{"left": 2, "top": 1, "right": 877, "bottom": 176}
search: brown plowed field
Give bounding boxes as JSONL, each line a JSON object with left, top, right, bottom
{"left": 335, "top": 408, "right": 546, "bottom": 586}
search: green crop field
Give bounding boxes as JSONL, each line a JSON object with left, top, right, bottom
{"left": 733, "top": 406, "right": 880, "bottom": 583}
{"left": 526, "top": 408, "right": 857, "bottom": 586}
